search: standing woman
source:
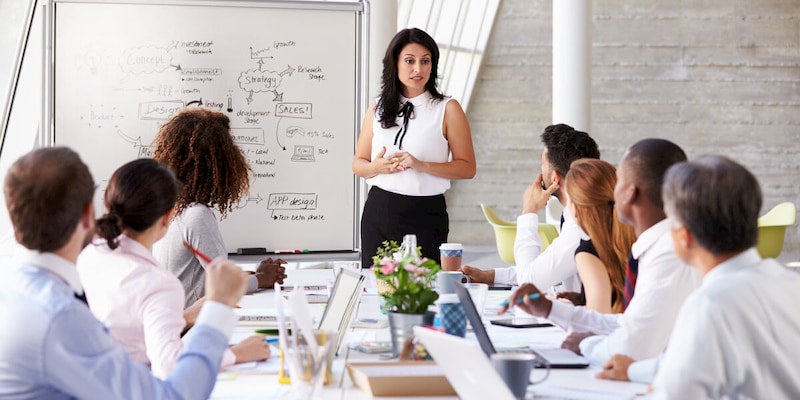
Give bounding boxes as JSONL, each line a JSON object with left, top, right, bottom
{"left": 152, "top": 108, "right": 287, "bottom": 308}
{"left": 77, "top": 159, "right": 269, "bottom": 379}
{"left": 563, "top": 159, "right": 636, "bottom": 313}
{"left": 353, "top": 28, "right": 476, "bottom": 267}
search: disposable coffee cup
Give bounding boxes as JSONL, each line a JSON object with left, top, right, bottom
{"left": 436, "top": 294, "right": 466, "bottom": 337}
{"left": 439, "top": 243, "right": 463, "bottom": 271}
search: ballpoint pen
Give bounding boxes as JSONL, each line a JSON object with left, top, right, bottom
{"left": 499, "top": 293, "right": 541, "bottom": 307}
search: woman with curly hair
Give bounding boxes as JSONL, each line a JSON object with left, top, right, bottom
{"left": 564, "top": 159, "right": 636, "bottom": 313}
{"left": 352, "top": 28, "right": 476, "bottom": 268}
{"left": 152, "top": 108, "right": 286, "bottom": 308}
{"left": 78, "top": 158, "right": 269, "bottom": 378}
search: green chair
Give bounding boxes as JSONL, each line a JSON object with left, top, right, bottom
{"left": 756, "top": 202, "right": 796, "bottom": 259}
{"left": 538, "top": 223, "right": 559, "bottom": 251}
{"left": 480, "top": 204, "right": 559, "bottom": 265}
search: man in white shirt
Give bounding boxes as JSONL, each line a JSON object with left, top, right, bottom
{"left": 500, "top": 139, "right": 700, "bottom": 364}
{"left": 0, "top": 147, "right": 250, "bottom": 399}
{"left": 462, "top": 124, "right": 599, "bottom": 291}
{"left": 601, "top": 155, "right": 800, "bottom": 398}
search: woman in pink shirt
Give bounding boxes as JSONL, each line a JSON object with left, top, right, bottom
{"left": 77, "top": 158, "right": 269, "bottom": 378}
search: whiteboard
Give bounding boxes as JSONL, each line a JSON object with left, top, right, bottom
{"left": 51, "top": 0, "right": 364, "bottom": 253}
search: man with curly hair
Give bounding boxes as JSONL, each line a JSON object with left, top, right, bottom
{"left": 462, "top": 124, "right": 599, "bottom": 290}
{"left": 152, "top": 108, "right": 287, "bottom": 308}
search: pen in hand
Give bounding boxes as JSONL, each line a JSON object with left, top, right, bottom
{"left": 499, "top": 293, "right": 541, "bottom": 307}
{"left": 182, "top": 240, "right": 212, "bottom": 263}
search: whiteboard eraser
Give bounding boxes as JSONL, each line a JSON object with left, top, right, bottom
{"left": 237, "top": 247, "right": 267, "bottom": 255}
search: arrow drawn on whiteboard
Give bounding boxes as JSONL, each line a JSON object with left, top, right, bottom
{"left": 280, "top": 65, "right": 295, "bottom": 77}
{"left": 117, "top": 128, "right": 144, "bottom": 147}
{"left": 249, "top": 193, "right": 264, "bottom": 204}
{"left": 170, "top": 63, "right": 182, "bottom": 71}
{"left": 186, "top": 98, "right": 203, "bottom": 107}
{"left": 234, "top": 193, "right": 264, "bottom": 209}
{"left": 274, "top": 117, "right": 286, "bottom": 150}
{"left": 269, "top": 90, "right": 283, "bottom": 102}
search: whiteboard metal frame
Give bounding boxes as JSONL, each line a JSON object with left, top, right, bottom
{"left": 43, "top": 0, "right": 368, "bottom": 253}
{"left": 0, "top": 0, "right": 40, "bottom": 154}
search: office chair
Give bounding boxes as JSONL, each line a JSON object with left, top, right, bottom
{"left": 756, "top": 202, "right": 796, "bottom": 259}
{"left": 480, "top": 204, "right": 559, "bottom": 265}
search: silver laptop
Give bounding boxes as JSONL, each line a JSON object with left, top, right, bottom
{"left": 414, "top": 326, "right": 517, "bottom": 400}
{"left": 450, "top": 276, "right": 589, "bottom": 368}
{"left": 317, "top": 268, "right": 365, "bottom": 355}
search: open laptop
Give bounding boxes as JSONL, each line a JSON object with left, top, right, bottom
{"left": 451, "top": 277, "right": 589, "bottom": 368}
{"left": 414, "top": 326, "right": 517, "bottom": 400}
{"left": 317, "top": 268, "right": 365, "bottom": 355}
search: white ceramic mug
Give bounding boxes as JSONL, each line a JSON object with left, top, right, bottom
{"left": 437, "top": 271, "right": 471, "bottom": 294}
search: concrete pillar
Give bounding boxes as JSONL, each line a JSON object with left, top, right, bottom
{"left": 368, "top": 0, "right": 397, "bottom": 101}
{"left": 552, "top": 0, "right": 591, "bottom": 132}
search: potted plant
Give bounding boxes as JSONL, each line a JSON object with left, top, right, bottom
{"left": 372, "top": 235, "right": 440, "bottom": 357}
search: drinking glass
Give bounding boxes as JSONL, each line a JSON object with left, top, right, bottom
{"left": 285, "top": 332, "right": 336, "bottom": 400}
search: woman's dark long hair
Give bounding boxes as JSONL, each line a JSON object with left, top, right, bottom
{"left": 95, "top": 158, "right": 181, "bottom": 250}
{"left": 377, "top": 28, "right": 444, "bottom": 129}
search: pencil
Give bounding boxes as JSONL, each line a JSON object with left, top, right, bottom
{"left": 182, "top": 240, "right": 212, "bottom": 263}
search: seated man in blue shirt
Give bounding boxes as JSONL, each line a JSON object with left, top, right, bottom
{"left": 0, "top": 147, "right": 249, "bottom": 399}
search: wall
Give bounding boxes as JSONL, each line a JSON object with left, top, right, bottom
{"left": 448, "top": 0, "right": 800, "bottom": 262}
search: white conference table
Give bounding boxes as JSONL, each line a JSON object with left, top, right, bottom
{"left": 211, "top": 267, "right": 648, "bottom": 400}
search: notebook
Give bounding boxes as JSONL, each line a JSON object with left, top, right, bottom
{"left": 413, "top": 326, "right": 517, "bottom": 400}
{"left": 450, "top": 276, "right": 589, "bottom": 368}
{"left": 317, "top": 268, "right": 365, "bottom": 355}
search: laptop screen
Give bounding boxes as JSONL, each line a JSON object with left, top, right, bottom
{"left": 318, "top": 268, "right": 364, "bottom": 355}
{"left": 451, "top": 275, "right": 497, "bottom": 356}
{"left": 451, "top": 277, "right": 589, "bottom": 369}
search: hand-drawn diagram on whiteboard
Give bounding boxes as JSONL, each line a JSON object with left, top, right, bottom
{"left": 52, "top": 2, "right": 361, "bottom": 252}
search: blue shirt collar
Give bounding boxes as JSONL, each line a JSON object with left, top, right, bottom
{"left": 18, "top": 248, "right": 84, "bottom": 295}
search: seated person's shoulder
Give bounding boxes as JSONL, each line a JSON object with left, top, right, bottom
{"left": 575, "top": 239, "right": 598, "bottom": 257}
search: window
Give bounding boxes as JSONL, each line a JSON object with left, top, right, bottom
{"left": 398, "top": 0, "right": 499, "bottom": 110}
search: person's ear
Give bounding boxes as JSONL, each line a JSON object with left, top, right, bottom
{"left": 161, "top": 208, "right": 176, "bottom": 228}
{"left": 551, "top": 170, "right": 563, "bottom": 186}
{"left": 618, "top": 184, "right": 637, "bottom": 206}
{"left": 673, "top": 224, "right": 692, "bottom": 251}
{"left": 81, "top": 203, "right": 95, "bottom": 229}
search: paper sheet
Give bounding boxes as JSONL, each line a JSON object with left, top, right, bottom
{"left": 288, "top": 286, "right": 318, "bottom": 349}
{"left": 222, "top": 347, "right": 281, "bottom": 375}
